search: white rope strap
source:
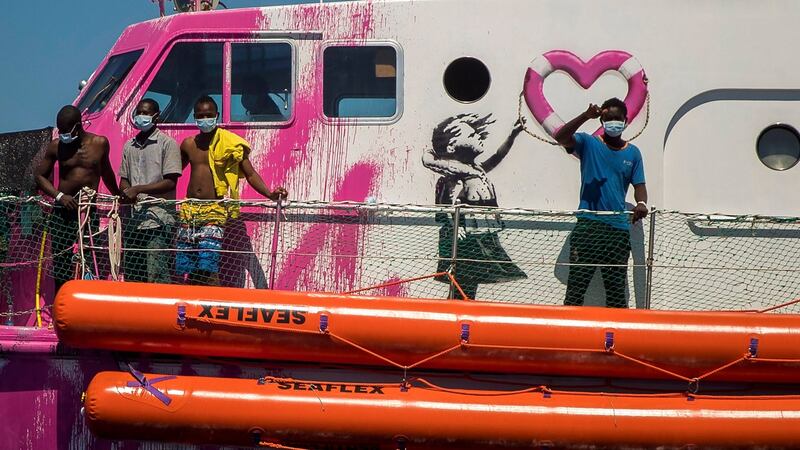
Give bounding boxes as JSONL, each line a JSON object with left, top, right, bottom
{"left": 106, "top": 196, "right": 122, "bottom": 281}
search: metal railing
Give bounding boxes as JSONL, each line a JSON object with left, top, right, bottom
{"left": 2, "top": 195, "right": 800, "bottom": 327}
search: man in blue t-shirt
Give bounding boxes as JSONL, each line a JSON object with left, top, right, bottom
{"left": 553, "top": 98, "right": 648, "bottom": 308}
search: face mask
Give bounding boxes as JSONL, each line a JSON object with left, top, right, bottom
{"left": 602, "top": 120, "right": 626, "bottom": 137}
{"left": 133, "top": 114, "right": 156, "bottom": 132}
{"left": 195, "top": 117, "right": 218, "bottom": 133}
{"left": 59, "top": 133, "right": 77, "bottom": 144}
{"left": 58, "top": 123, "right": 79, "bottom": 144}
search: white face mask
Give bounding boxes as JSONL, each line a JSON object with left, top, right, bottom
{"left": 59, "top": 133, "right": 77, "bottom": 144}
{"left": 602, "top": 120, "right": 626, "bottom": 137}
{"left": 195, "top": 116, "right": 218, "bottom": 133}
{"left": 133, "top": 114, "right": 156, "bottom": 132}
{"left": 59, "top": 123, "right": 79, "bottom": 144}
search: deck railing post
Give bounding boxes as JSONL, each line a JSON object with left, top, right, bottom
{"left": 448, "top": 201, "right": 461, "bottom": 299}
{"left": 4, "top": 273, "right": 11, "bottom": 326}
{"left": 268, "top": 199, "right": 283, "bottom": 290}
{"left": 644, "top": 207, "right": 657, "bottom": 309}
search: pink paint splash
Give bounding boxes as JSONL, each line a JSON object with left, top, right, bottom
{"left": 41, "top": 2, "right": 390, "bottom": 294}
{"left": 275, "top": 1, "right": 375, "bottom": 43}
{"left": 1, "top": 4, "right": 402, "bottom": 449}
{"left": 374, "top": 276, "right": 410, "bottom": 298}
{"left": 242, "top": 2, "right": 391, "bottom": 292}
{"left": 275, "top": 162, "right": 379, "bottom": 292}
{"left": 245, "top": 1, "right": 380, "bottom": 199}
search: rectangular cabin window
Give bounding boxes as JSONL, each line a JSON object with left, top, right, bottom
{"left": 323, "top": 46, "right": 398, "bottom": 119}
{"left": 142, "top": 42, "right": 224, "bottom": 124}
{"left": 230, "top": 42, "right": 293, "bottom": 123}
{"left": 76, "top": 50, "right": 143, "bottom": 115}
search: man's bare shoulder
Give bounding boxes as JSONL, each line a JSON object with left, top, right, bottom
{"left": 87, "top": 133, "right": 108, "bottom": 146}
{"left": 180, "top": 135, "right": 197, "bottom": 151}
{"left": 45, "top": 139, "right": 59, "bottom": 154}
{"left": 79, "top": 133, "right": 109, "bottom": 152}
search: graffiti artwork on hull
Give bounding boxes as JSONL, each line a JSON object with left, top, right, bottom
{"left": 422, "top": 114, "right": 527, "bottom": 300}
{"left": 421, "top": 50, "right": 650, "bottom": 301}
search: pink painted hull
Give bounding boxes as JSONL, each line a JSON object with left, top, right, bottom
{"left": 2, "top": 3, "right": 399, "bottom": 448}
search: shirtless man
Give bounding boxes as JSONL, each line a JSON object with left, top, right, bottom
{"left": 35, "top": 105, "right": 122, "bottom": 293}
{"left": 178, "top": 96, "right": 287, "bottom": 285}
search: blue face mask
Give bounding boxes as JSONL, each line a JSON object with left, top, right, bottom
{"left": 195, "top": 117, "right": 218, "bottom": 133}
{"left": 58, "top": 123, "right": 79, "bottom": 144}
{"left": 133, "top": 114, "right": 156, "bottom": 132}
{"left": 602, "top": 120, "right": 626, "bottom": 137}
{"left": 59, "top": 133, "right": 77, "bottom": 144}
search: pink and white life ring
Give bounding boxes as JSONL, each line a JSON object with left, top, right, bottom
{"left": 523, "top": 50, "right": 648, "bottom": 137}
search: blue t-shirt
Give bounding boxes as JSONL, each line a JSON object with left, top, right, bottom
{"left": 571, "top": 132, "right": 645, "bottom": 230}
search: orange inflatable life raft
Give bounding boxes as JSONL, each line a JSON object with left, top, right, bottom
{"left": 84, "top": 370, "right": 800, "bottom": 449}
{"left": 56, "top": 280, "right": 800, "bottom": 383}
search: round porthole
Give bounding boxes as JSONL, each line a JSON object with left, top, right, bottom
{"left": 443, "top": 57, "right": 491, "bottom": 103}
{"left": 756, "top": 124, "right": 800, "bottom": 171}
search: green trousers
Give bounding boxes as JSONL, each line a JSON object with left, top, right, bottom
{"left": 565, "top": 218, "right": 631, "bottom": 308}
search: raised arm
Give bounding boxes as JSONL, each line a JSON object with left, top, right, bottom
{"left": 553, "top": 104, "right": 601, "bottom": 151}
{"left": 239, "top": 148, "right": 287, "bottom": 201}
{"left": 481, "top": 119, "right": 523, "bottom": 172}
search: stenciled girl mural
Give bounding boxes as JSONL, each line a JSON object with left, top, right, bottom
{"left": 422, "top": 114, "right": 527, "bottom": 299}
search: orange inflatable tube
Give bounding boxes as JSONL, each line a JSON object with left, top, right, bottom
{"left": 56, "top": 280, "right": 800, "bottom": 383}
{"left": 85, "top": 370, "right": 800, "bottom": 448}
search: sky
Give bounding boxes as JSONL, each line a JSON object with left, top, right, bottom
{"left": 0, "top": 0, "right": 323, "bottom": 133}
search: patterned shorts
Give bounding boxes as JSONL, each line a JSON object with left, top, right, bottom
{"left": 175, "top": 223, "right": 224, "bottom": 275}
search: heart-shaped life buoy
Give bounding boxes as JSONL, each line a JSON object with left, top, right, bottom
{"left": 523, "top": 50, "right": 648, "bottom": 137}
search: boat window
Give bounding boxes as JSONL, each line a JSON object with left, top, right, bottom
{"left": 76, "top": 50, "right": 143, "bottom": 114}
{"left": 443, "top": 57, "right": 490, "bottom": 103}
{"left": 230, "top": 42, "right": 293, "bottom": 123}
{"left": 323, "top": 46, "right": 398, "bottom": 118}
{"left": 757, "top": 124, "right": 800, "bottom": 171}
{"left": 142, "top": 42, "right": 224, "bottom": 124}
